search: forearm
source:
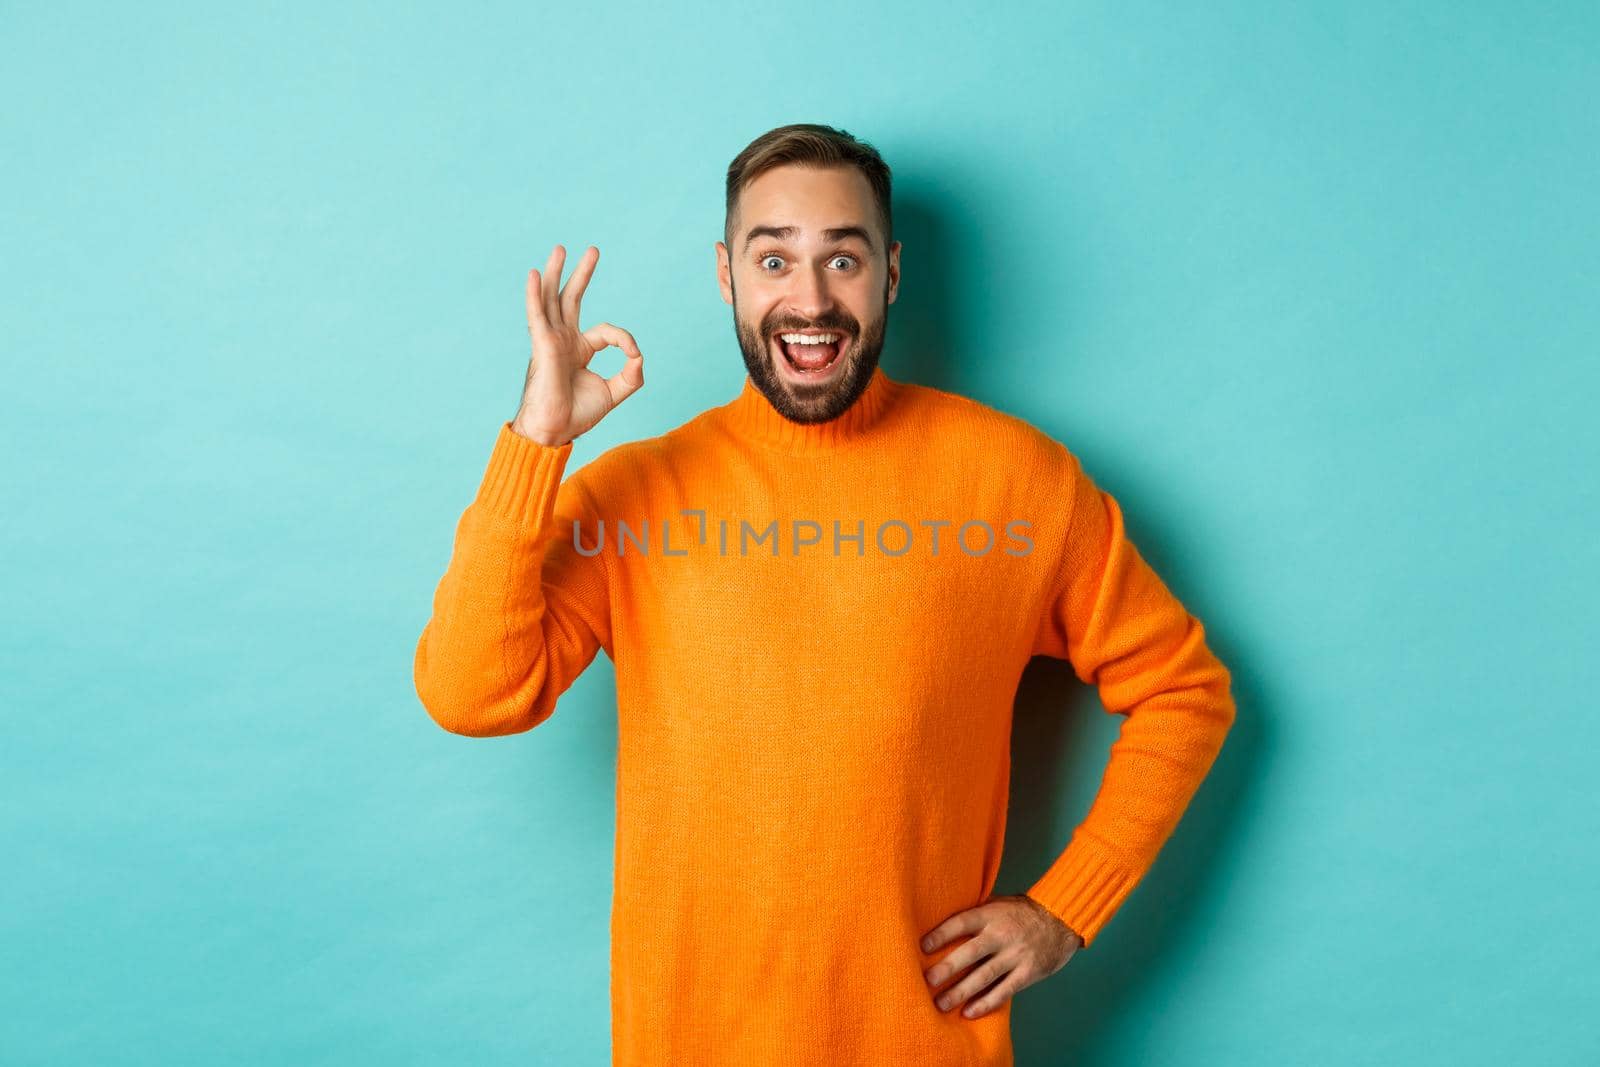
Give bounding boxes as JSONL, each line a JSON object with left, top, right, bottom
{"left": 1025, "top": 648, "right": 1234, "bottom": 944}
{"left": 413, "top": 423, "right": 608, "bottom": 736}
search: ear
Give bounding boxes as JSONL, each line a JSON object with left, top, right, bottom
{"left": 715, "top": 241, "right": 733, "bottom": 305}
{"left": 887, "top": 240, "right": 902, "bottom": 305}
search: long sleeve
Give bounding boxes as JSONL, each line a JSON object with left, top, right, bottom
{"left": 413, "top": 421, "right": 613, "bottom": 737}
{"left": 1023, "top": 447, "right": 1236, "bottom": 946}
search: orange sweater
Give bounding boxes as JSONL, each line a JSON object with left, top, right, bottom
{"left": 414, "top": 365, "right": 1235, "bottom": 1066}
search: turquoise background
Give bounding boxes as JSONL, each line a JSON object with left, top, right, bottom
{"left": 4, "top": 3, "right": 1595, "bottom": 1064}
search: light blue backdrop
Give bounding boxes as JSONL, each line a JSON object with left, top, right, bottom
{"left": 4, "top": 3, "right": 1595, "bottom": 1064}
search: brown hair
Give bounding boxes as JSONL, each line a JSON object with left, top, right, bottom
{"left": 724, "top": 123, "right": 894, "bottom": 254}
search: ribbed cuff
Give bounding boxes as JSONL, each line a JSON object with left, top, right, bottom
{"left": 1023, "top": 831, "right": 1143, "bottom": 948}
{"left": 473, "top": 421, "right": 575, "bottom": 530}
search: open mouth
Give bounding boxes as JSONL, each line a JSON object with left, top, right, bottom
{"left": 773, "top": 330, "right": 847, "bottom": 375}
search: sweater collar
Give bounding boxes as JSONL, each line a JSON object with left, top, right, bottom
{"left": 720, "top": 363, "right": 901, "bottom": 455}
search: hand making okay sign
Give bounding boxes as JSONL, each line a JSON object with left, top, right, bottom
{"left": 512, "top": 243, "right": 646, "bottom": 447}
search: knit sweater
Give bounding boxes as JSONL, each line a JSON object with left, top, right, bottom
{"left": 413, "top": 364, "right": 1235, "bottom": 1066}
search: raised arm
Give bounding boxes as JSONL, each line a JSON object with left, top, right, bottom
{"left": 1024, "top": 446, "right": 1236, "bottom": 946}
{"left": 413, "top": 244, "right": 644, "bottom": 736}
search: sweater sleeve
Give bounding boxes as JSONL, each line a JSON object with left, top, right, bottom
{"left": 413, "top": 421, "right": 613, "bottom": 737}
{"left": 1023, "top": 447, "right": 1236, "bottom": 946}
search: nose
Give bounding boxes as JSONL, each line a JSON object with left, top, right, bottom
{"left": 786, "top": 261, "right": 833, "bottom": 321}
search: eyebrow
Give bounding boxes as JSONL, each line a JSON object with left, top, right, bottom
{"left": 743, "top": 224, "right": 876, "bottom": 254}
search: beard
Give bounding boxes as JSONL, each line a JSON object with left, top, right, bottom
{"left": 731, "top": 278, "right": 889, "bottom": 424}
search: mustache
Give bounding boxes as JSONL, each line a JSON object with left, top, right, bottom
{"left": 765, "top": 319, "right": 856, "bottom": 334}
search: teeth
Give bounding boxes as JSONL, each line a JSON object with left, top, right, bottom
{"left": 779, "top": 332, "right": 840, "bottom": 344}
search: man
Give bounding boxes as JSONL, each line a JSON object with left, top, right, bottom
{"left": 414, "top": 122, "right": 1235, "bottom": 1066}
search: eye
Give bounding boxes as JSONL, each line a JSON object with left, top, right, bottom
{"left": 757, "top": 252, "right": 860, "bottom": 272}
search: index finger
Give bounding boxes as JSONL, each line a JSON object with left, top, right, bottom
{"left": 921, "top": 908, "right": 986, "bottom": 954}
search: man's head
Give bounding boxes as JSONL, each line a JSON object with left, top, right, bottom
{"left": 716, "top": 124, "right": 901, "bottom": 424}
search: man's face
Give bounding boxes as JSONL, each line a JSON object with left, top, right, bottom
{"left": 717, "top": 164, "right": 901, "bottom": 423}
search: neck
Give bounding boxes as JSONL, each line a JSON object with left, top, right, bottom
{"left": 721, "top": 364, "right": 901, "bottom": 455}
